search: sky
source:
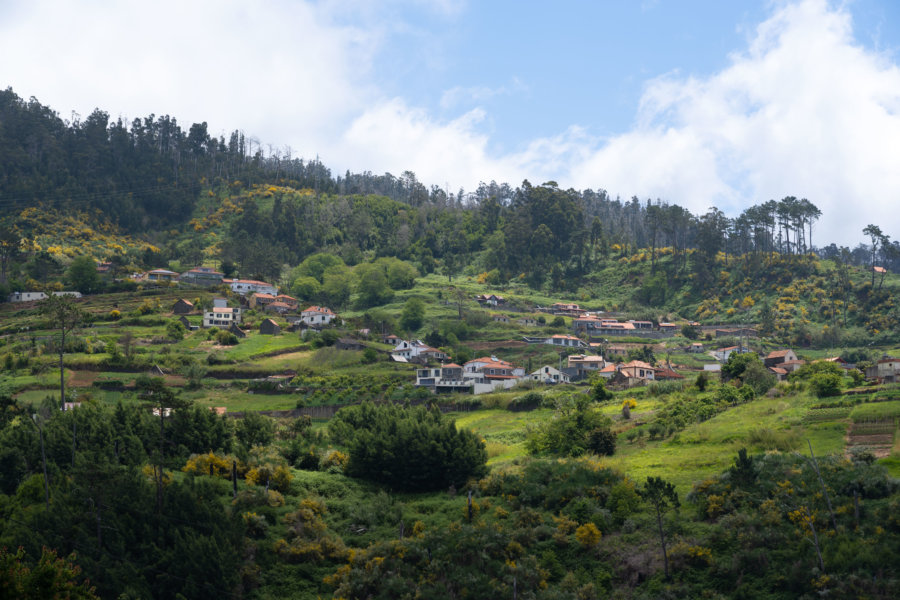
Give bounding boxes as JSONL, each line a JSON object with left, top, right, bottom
{"left": 1, "top": 0, "right": 900, "bottom": 246}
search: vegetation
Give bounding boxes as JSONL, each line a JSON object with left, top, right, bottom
{"left": 0, "top": 89, "right": 899, "bottom": 598}
{"left": 329, "top": 403, "right": 487, "bottom": 492}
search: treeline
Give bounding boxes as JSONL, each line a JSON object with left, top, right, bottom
{"left": 2, "top": 87, "right": 899, "bottom": 290}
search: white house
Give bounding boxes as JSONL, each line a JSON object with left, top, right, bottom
{"left": 391, "top": 340, "right": 448, "bottom": 362}
{"left": 8, "top": 291, "right": 48, "bottom": 302}
{"left": 463, "top": 356, "right": 526, "bottom": 380}
{"left": 203, "top": 306, "right": 243, "bottom": 328}
{"left": 228, "top": 278, "right": 278, "bottom": 296}
{"left": 567, "top": 354, "right": 607, "bottom": 378}
{"left": 300, "top": 305, "right": 337, "bottom": 326}
{"left": 415, "top": 363, "right": 471, "bottom": 392}
{"left": 545, "top": 334, "right": 588, "bottom": 348}
{"left": 8, "top": 291, "right": 82, "bottom": 302}
{"left": 713, "top": 345, "right": 750, "bottom": 362}
{"left": 530, "top": 365, "right": 570, "bottom": 384}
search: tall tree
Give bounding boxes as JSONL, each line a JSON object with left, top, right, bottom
{"left": 38, "top": 294, "right": 86, "bottom": 410}
{"left": 862, "top": 224, "right": 885, "bottom": 287}
{"left": 639, "top": 476, "right": 680, "bottom": 580}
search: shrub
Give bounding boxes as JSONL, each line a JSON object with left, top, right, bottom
{"left": 526, "top": 396, "right": 616, "bottom": 457}
{"left": 166, "top": 320, "right": 186, "bottom": 341}
{"left": 508, "top": 392, "right": 543, "bottom": 412}
{"left": 809, "top": 372, "right": 842, "bottom": 398}
{"left": 235, "top": 412, "right": 275, "bottom": 448}
{"left": 330, "top": 403, "right": 487, "bottom": 492}
{"left": 575, "top": 522, "right": 602, "bottom": 548}
{"left": 215, "top": 330, "right": 239, "bottom": 345}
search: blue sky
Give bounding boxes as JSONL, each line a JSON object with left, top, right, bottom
{"left": 1, "top": 0, "right": 900, "bottom": 245}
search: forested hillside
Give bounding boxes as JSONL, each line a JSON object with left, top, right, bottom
{"left": 2, "top": 86, "right": 898, "bottom": 346}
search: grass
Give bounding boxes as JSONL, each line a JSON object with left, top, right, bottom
{"left": 221, "top": 333, "right": 307, "bottom": 361}
{"left": 446, "top": 392, "right": 847, "bottom": 494}
{"left": 450, "top": 408, "right": 549, "bottom": 466}
{"left": 850, "top": 400, "right": 900, "bottom": 422}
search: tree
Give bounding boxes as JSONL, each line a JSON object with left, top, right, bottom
{"left": 235, "top": 412, "right": 275, "bottom": 449}
{"left": 639, "top": 476, "right": 680, "bottom": 579}
{"left": 400, "top": 297, "right": 426, "bottom": 332}
{"left": 331, "top": 403, "right": 487, "bottom": 492}
{"left": 862, "top": 224, "right": 886, "bottom": 287}
{"left": 742, "top": 360, "right": 776, "bottom": 395}
{"left": 38, "top": 294, "right": 86, "bottom": 410}
{"left": 526, "top": 395, "right": 616, "bottom": 457}
{"left": 0, "top": 546, "right": 99, "bottom": 599}
{"left": 809, "top": 372, "right": 842, "bottom": 398}
{"left": 166, "top": 320, "right": 186, "bottom": 341}
{"left": 67, "top": 255, "right": 101, "bottom": 294}
{"left": 590, "top": 375, "right": 613, "bottom": 402}
{"left": 321, "top": 264, "right": 353, "bottom": 307}
{"left": 720, "top": 352, "right": 758, "bottom": 382}
{"left": 681, "top": 323, "right": 700, "bottom": 340}
{"left": 355, "top": 262, "right": 393, "bottom": 308}
{"left": 0, "top": 223, "right": 22, "bottom": 285}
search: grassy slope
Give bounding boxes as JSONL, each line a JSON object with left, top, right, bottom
{"left": 452, "top": 392, "right": 850, "bottom": 494}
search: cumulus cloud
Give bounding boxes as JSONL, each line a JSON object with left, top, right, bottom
{"left": 565, "top": 0, "right": 900, "bottom": 244}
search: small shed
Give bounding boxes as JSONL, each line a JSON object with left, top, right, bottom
{"left": 336, "top": 337, "right": 366, "bottom": 351}
{"left": 173, "top": 298, "right": 194, "bottom": 314}
{"left": 229, "top": 323, "right": 247, "bottom": 338}
{"left": 260, "top": 318, "right": 281, "bottom": 335}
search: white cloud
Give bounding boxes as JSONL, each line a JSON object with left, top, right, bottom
{"left": 0, "top": 0, "right": 377, "bottom": 150}
{"left": 565, "top": 0, "right": 900, "bottom": 244}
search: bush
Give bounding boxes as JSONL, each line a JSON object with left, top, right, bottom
{"left": 809, "top": 372, "right": 842, "bottom": 398}
{"left": 330, "top": 403, "right": 487, "bottom": 492}
{"left": 526, "top": 396, "right": 616, "bottom": 457}
{"left": 235, "top": 412, "right": 275, "bottom": 448}
{"left": 215, "top": 330, "right": 239, "bottom": 345}
{"left": 166, "top": 320, "right": 186, "bottom": 341}
{"left": 508, "top": 392, "right": 543, "bottom": 412}
{"left": 575, "top": 522, "right": 602, "bottom": 548}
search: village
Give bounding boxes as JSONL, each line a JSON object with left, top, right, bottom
{"left": 12, "top": 272, "right": 898, "bottom": 406}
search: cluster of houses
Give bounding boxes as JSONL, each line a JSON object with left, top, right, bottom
{"left": 410, "top": 342, "right": 686, "bottom": 395}
{"left": 172, "top": 293, "right": 338, "bottom": 338}
{"left": 133, "top": 266, "right": 282, "bottom": 297}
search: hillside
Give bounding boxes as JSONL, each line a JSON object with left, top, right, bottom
{"left": 1, "top": 91, "right": 899, "bottom": 599}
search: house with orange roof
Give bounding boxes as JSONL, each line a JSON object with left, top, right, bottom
{"left": 545, "top": 334, "right": 588, "bottom": 348}
{"left": 764, "top": 349, "right": 798, "bottom": 368}
{"left": 464, "top": 356, "right": 525, "bottom": 381}
{"left": 228, "top": 278, "right": 278, "bottom": 296}
{"left": 619, "top": 360, "right": 655, "bottom": 381}
{"left": 655, "top": 366, "right": 684, "bottom": 380}
{"left": 301, "top": 305, "right": 337, "bottom": 326}
{"left": 249, "top": 292, "right": 276, "bottom": 309}
{"left": 274, "top": 294, "right": 298, "bottom": 309}
{"left": 567, "top": 354, "right": 607, "bottom": 379}
{"left": 265, "top": 301, "right": 294, "bottom": 315}
{"left": 415, "top": 363, "right": 471, "bottom": 392}
{"left": 769, "top": 366, "right": 788, "bottom": 381}
{"left": 173, "top": 298, "right": 194, "bottom": 314}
